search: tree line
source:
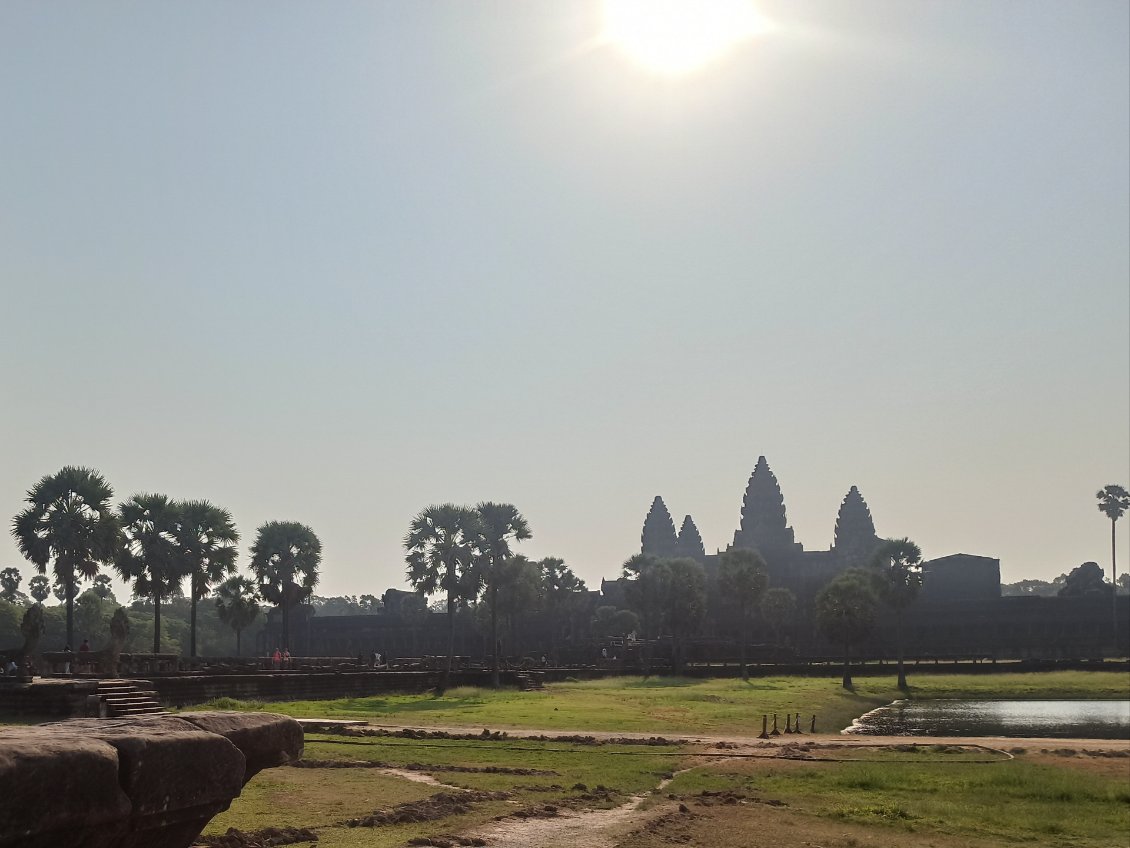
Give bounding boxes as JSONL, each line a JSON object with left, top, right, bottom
{"left": 6, "top": 466, "right": 317, "bottom": 656}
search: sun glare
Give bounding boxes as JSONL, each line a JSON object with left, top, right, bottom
{"left": 602, "top": 0, "right": 771, "bottom": 77}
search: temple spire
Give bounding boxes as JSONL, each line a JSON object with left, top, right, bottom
{"left": 833, "top": 485, "right": 880, "bottom": 568}
{"left": 641, "top": 496, "right": 679, "bottom": 558}
{"left": 675, "top": 515, "right": 706, "bottom": 561}
{"left": 732, "top": 456, "right": 800, "bottom": 554}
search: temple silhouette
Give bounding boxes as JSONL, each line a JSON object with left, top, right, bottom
{"left": 637, "top": 455, "right": 998, "bottom": 604}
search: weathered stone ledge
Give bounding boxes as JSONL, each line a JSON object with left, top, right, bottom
{"left": 0, "top": 711, "right": 303, "bottom": 848}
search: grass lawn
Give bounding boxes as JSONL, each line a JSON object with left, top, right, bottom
{"left": 191, "top": 670, "right": 1130, "bottom": 737}
{"left": 659, "top": 749, "right": 1130, "bottom": 847}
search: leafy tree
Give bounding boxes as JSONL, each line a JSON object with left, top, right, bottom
{"left": 869, "top": 537, "right": 923, "bottom": 690}
{"left": 12, "top": 466, "right": 120, "bottom": 649}
{"left": 359, "top": 594, "right": 382, "bottom": 612}
{"left": 52, "top": 580, "right": 67, "bottom": 603}
{"left": 472, "top": 502, "right": 531, "bottom": 687}
{"left": 28, "top": 575, "right": 50, "bottom": 604}
{"left": 75, "top": 588, "right": 114, "bottom": 647}
{"left": 215, "top": 575, "right": 261, "bottom": 656}
{"left": 1001, "top": 578, "right": 1063, "bottom": 597}
{"left": 1057, "top": 561, "right": 1112, "bottom": 597}
{"left": 250, "top": 521, "right": 321, "bottom": 654}
{"left": 177, "top": 500, "right": 239, "bottom": 658}
{"left": 718, "top": 548, "right": 768, "bottom": 680}
{"left": 115, "top": 493, "right": 187, "bottom": 654}
{"left": 404, "top": 504, "right": 481, "bottom": 680}
{"left": 816, "top": 569, "right": 879, "bottom": 689}
{"left": 91, "top": 574, "right": 115, "bottom": 602}
{"left": 538, "top": 556, "right": 586, "bottom": 663}
{"left": 491, "top": 555, "right": 543, "bottom": 656}
{"left": 622, "top": 553, "right": 671, "bottom": 675}
{"left": 593, "top": 605, "right": 639, "bottom": 639}
{"left": 760, "top": 587, "right": 796, "bottom": 657}
{"left": 1096, "top": 484, "right": 1130, "bottom": 644}
{"left": 1, "top": 567, "right": 23, "bottom": 603}
{"left": 665, "top": 557, "right": 707, "bottom": 674}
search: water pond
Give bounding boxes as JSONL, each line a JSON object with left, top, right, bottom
{"left": 844, "top": 699, "right": 1130, "bottom": 739}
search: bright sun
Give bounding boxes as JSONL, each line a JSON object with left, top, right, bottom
{"left": 601, "top": 0, "right": 771, "bottom": 77}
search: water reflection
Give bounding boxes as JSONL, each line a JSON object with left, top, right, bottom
{"left": 845, "top": 700, "right": 1130, "bottom": 739}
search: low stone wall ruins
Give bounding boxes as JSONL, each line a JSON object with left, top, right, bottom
{"left": 0, "top": 711, "right": 303, "bottom": 848}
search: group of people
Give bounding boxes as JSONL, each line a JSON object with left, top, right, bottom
{"left": 269, "top": 648, "right": 292, "bottom": 670}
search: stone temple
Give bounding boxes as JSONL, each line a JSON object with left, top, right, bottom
{"left": 639, "top": 455, "right": 998, "bottom": 604}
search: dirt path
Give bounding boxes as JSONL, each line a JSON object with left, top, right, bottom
{"left": 345, "top": 720, "right": 1130, "bottom": 753}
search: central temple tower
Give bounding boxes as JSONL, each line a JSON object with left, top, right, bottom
{"left": 732, "top": 456, "right": 803, "bottom": 557}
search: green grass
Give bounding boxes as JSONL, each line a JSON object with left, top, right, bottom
{"left": 663, "top": 754, "right": 1130, "bottom": 846}
{"left": 190, "top": 670, "right": 1130, "bottom": 736}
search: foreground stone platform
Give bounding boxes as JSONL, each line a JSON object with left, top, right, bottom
{"left": 0, "top": 711, "right": 303, "bottom": 848}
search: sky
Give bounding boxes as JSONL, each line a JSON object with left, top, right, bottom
{"left": 1, "top": 0, "right": 1127, "bottom": 602}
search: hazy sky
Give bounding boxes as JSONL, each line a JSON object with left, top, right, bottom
{"left": 1, "top": 1, "right": 1127, "bottom": 602}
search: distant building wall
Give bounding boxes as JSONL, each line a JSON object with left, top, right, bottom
{"left": 922, "top": 554, "right": 1001, "bottom": 602}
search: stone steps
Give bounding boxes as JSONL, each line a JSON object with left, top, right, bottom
{"left": 95, "top": 679, "right": 166, "bottom": 718}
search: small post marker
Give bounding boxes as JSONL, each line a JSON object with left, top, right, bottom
{"left": 794, "top": 712, "right": 802, "bottom": 734}
{"left": 784, "top": 713, "right": 793, "bottom": 733}
{"left": 758, "top": 714, "right": 769, "bottom": 739}
{"left": 771, "top": 713, "right": 781, "bottom": 736}
{"left": 810, "top": 714, "right": 816, "bottom": 733}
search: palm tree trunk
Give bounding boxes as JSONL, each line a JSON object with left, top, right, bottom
{"left": 190, "top": 575, "right": 198, "bottom": 658}
{"left": 282, "top": 603, "right": 290, "bottom": 655}
{"left": 236, "top": 627, "right": 242, "bottom": 657}
{"left": 740, "top": 608, "right": 749, "bottom": 681}
{"left": 445, "top": 592, "right": 455, "bottom": 679}
{"left": 842, "top": 642, "right": 852, "bottom": 690}
{"left": 153, "top": 594, "right": 161, "bottom": 654}
{"left": 1112, "top": 518, "right": 1120, "bottom": 654}
{"left": 896, "top": 609, "right": 908, "bottom": 691}
{"left": 65, "top": 575, "right": 75, "bottom": 652}
{"left": 490, "top": 582, "right": 499, "bottom": 688}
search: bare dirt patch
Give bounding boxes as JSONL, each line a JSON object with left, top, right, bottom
{"left": 341, "top": 789, "right": 512, "bottom": 828}
{"left": 194, "top": 826, "right": 319, "bottom": 847}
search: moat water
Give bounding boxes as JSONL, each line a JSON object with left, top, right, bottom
{"left": 844, "top": 699, "right": 1130, "bottom": 739}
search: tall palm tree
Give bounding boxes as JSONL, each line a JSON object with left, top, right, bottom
{"left": 869, "top": 537, "right": 923, "bottom": 691}
{"left": 404, "top": 504, "right": 481, "bottom": 682}
{"left": 27, "top": 575, "right": 50, "bottom": 605}
{"left": 760, "top": 587, "right": 796, "bottom": 660}
{"left": 622, "top": 553, "right": 670, "bottom": 675}
{"left": 12, "top": 466, "right": 120, "bottom": 649}
{"left": 177, "top": 500, "right": 239, "bottom": 658}
{"left": 116, "top": 493, "right": 187, "bottom": 654}
{"left": 718, "top": 548, "right": 769, "bottom": 680}
{"left": 249, "top": 521, "right": 321, "bottom": 655}
{"left": 539, "top": 556, "right": 586, "bottom": 664}
{"left": 665, "top": 557, "right": 707, "bottom": 675}
{"left": 472, "top": 502, "right": 531, "bottom": 687}
{"left": 215, "top": 575, "right": 261, "bottom": 656}
{"left": 1097, "top": 484, "right": 1130, "bottom": 649}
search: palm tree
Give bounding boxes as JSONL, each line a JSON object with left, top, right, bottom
{"left": 622, "top": 553, "right": 671, "bottom": 675}
{"left": 538, "top": 556, "right": 586, "bottom": 664}
{"left": 0, "top": 567, "right": 22, "bottom": 603}
{"left": 177, "top": 500, "right": 239, "bottom": 658}
{"left": 1097, "top": 484, "right": 1130, "bottom": 649}
{"left": 404, "top": 504, "right": 481, "bottom": 683}
{"left": 249, "top": 521, "right": 321, "bottom": 655}
{"left": 12, "top": 466, "right": 120, "bottom": 649}
{"left": 472, "top": 502, "right": 531, "bottom": 687}
{"left": 115, "top": 493, "right": 187, "bottom": 654}
{"left": 492, "top": 555, "right": 543, "bottom": 659}
{"left": 869, "top": 537, "right": 923, "bottom": 690}
{"left": 27, "top": 575, "right": 50, "bottom": 605}
{"left": 718, "top": 548, "right": 769, "bottom": 680}
{"left": 215, "top": 575, "right": 261, "bottom": 656}
{"left": 91, "top": 574, "right": 115, "bottom": 601}
{"left": 816, "top": 569, "right": 879, "bottom": 689}
{"left": 666, "top": 557, "right": 707, "bottom": 674}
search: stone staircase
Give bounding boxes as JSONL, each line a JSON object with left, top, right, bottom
{"left": 95, "top": 679, "right": 166, "bottom": 718}
{"left": 513, "top": 671, "right": 545, "bottom": 691}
